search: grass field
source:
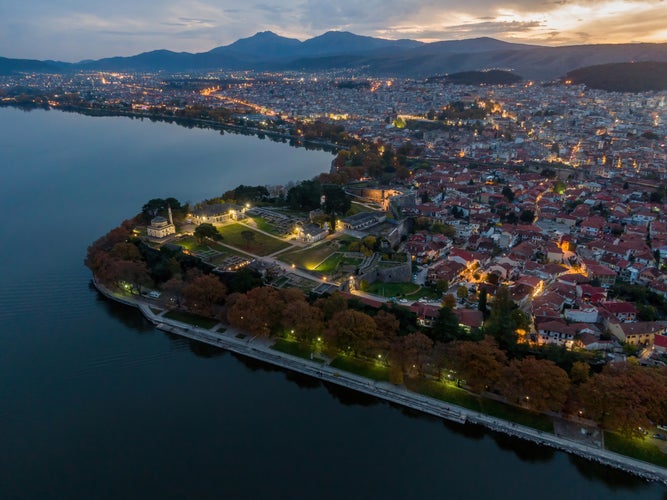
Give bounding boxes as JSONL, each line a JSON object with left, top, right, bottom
{"left": 280, "top": 242, "right": 339, "bottom": 270}
{"left": 217, "top": 223, "right": 291, "bottom": 256}
{"left": 163, "top": 310, "right": 219, "bottom": 329}
{"left": 247, "top": 216, "right": 284, "bottom": 236}
{"left": 604, "top": 432, "right": 667, "bottom": 468}
{"left": 330, "top": 356, "right": 390, "bottom": 382}
{"left": 313, "top": 253, "right": 344, "bottom": 273}
{"left": 404, "top": 378, "right": 554, "bottom": 432}
{"left": 365, "top": 282, "right": 421, "bottom": 297}
{"left": 271, "top": 338, "right": 325, "bottom": 363}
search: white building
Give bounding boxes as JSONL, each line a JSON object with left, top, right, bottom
{"left": 147, "top": 206, "right": 176, "bottom": 240}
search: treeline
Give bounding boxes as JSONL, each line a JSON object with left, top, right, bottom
{"left": 223, "top": 286, "right": 667, "bottom": 436}
{"left": 87, "top": 217, "right": 667, "bottom": 436}
{"left": 565, "top": 61, "right": 667, "bottom": 92}
{"left": 426, "top": 70, "right": 522, "bottom": 86}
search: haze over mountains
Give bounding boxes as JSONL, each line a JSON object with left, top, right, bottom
{"left": 2, "top": 30, "right": 667, "bottom": 81}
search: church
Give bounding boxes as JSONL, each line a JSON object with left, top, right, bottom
{"left": 147, "top": 206, "right": 176, "bottom": 240}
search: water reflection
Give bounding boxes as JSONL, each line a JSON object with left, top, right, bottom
{"left": 568, "top": 454, "right": 649, "bottom": 491}
{"left": 491, "top": 431, "right": 556, "bottom": 463}
{"left": 95, "top": 291, "right": 154, "bottom": 333}
{"left": 321, "top": 381, "right": 379, "bottom": 407}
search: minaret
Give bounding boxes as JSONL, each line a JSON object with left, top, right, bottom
{"left": 168, "top": 205, "right": 174, "bottom": 225}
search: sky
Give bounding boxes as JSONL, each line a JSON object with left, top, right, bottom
{"left": 2, "top": 0, "right": 667, "bottom": 61}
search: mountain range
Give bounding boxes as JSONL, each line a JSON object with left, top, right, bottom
{"left": 2, "top": 30, "right": 667, "bottom": 81}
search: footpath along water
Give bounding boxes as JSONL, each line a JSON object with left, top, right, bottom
{"left": 95, "top": 279, "right": 667, "bottom": 487}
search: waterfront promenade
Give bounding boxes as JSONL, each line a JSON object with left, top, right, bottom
{"left": 94, "top": 279, "right": 667, "bottom": 486}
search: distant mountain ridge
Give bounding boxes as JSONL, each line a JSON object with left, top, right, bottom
{"left": 2, "top": 31, "right": 667, "bottom": 81}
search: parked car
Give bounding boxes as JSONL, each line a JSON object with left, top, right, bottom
{"left": 653, "top": 433, "right": 667, "bottom": 441}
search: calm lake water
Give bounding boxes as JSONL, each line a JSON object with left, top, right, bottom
{"left": 0, "top": 107, "right": 665, "bottom": 499}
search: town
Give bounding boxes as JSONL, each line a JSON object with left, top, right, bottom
{"left": 13, "top": 67, "right": 667, "bottom": 471}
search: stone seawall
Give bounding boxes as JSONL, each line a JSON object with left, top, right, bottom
{"left": 93, "top": 278, "right": 667, "bottom": 486}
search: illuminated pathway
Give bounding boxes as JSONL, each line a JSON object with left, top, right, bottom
{"left": 94, "top": 278, "right": 667, "bottom": 486}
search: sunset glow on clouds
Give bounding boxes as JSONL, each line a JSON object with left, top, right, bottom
{"left": 2, "top": 0, "right": 666, "bottom": 60}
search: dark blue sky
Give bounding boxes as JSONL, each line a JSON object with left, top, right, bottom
{"left": 3, "top": 0, "right": 666, "bottom": 61}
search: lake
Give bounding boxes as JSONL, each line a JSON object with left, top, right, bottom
{"left": 0, "top": 107, "right": 664, "bottom": 499}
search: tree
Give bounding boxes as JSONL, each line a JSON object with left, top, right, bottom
{"left": 322, "top": 184, "right": 351, "bottom": 231}
{"left": 498, "top": 357, "right": 570, "bottom": 412}
{"left": 478, "top": 288, "right": 488, "bottom": 317}
{"left": 569, "top": 361, "right": 590, "bottom": 385}
{"left": 501, "top": 186, "right": 515, "bottom": 202}
{"left": 240, "top": 230, "right": 255, "bottom": 246}
{"left": 436, "top": 279, "right": 449, "bottom": 293}
{"left": 227, "top": 286, "right": 284, "bottom": 337}
{"left": 281, "top": 300, "right": 325, "bottom": 344}
{"left": 194, "top": 223, "right": 219, "bottom": 244}
{"left": 519, "top": 210, "right": 534, "bottom": 223}
{"left": 484, "top": 286, "right": 523, "bottom": 353}
{"left": 183, "top": 274, "right": 227, "bottom": 317}
{"left": 398, "top": 332, "right": 433, "bottom": 377}
{"left": 325, "top": 309, "right": 377, "bottom": 354}
{"left": 286, "top": 180, "right": 322, "bottom": 211}
{"left": 456, "top": 285, "right": 469, "bottom": 302}
{"left": 577, "top": 364, "right": 667, "bottom": 437}
{"left": 444, "top": 337, "right": 507, "bottom": 392}
{"left": 111, "top": 259, "right": 151, "bottom": 294}
{"left": 109, "top": 242, "right": 142, "bottom": 262}
{"left": 442, "top": 294, "right": 457, "bottom": 309}
{"left": 370, "top": 310, "right": 400, "bottom": 354}
{"left": 315, "top": 292, "right": 348, "bottom": 321}
{"left": 429, "top": 305, "right": 465, "bottom": 343}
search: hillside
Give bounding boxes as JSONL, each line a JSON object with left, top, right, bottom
{"left": 2, "top": 32, "right": 667, "bottom": 82}
{"left": 565, "top": 61, "right": 667, "bottom": 92}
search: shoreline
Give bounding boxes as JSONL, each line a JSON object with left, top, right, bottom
{"left": 93, "top": 278, "right": 667, "bottom": 486}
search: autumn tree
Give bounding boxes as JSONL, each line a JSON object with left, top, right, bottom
{"left": 569, "top": 361, "right": 591, "bottom": 385}
{"left": 441, "top": 294, "right": 457, "bottom": 309}
{"left": 577, "top": 364, "right": 667, "bottom": 437}
{"left": 397, "top": 332, "right": 433, "bottom": 378}
{"left": 183, "top": 274, "right": 227, "bottom": 317}
{"left": 325, "top": 309, "right": 377, "bottom": 354}
{"left": 109, "top": 242, "right": 142, "bottom": 262}
{"left": 444, "top": 337, "right": 507, "bottom": 393}
{"left": 498, "top": 357, "right": 570, "bottom": 413}
{"left": 370, "top": 310, "right": 400, "bottom": 355}
{"left": 160, "top": 277, "right": 185, "bottom": 308}
{"left": 227, "top": 286, "right": 285, "bottom": 337}
{"left": 315, "top": 292, "right": 348, "bottom": 321}
{"left": 281, "top": 298, "right": 325, "bottom": 344}
{"left": 456, "top": 285, "right": 469, "bottom": 302}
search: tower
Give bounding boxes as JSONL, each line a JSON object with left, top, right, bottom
{"left": 168, "top": 205, "right": 173, "bottom": 225}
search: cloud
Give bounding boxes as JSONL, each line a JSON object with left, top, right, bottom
{"left": 0, "top": 0, "right": 665, "bottom": 60}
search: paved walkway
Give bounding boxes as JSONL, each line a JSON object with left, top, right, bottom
{"left": 93, "top": 278, "right": 667, "bottom": 486}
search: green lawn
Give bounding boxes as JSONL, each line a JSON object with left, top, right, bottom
{"left": 330, "top": 356, "right": 390, "bottom": 382}
{"left": 404, "top": 378, "right": 483, "bottom": 412}
{"left": 163, "top": 310, "right": 219, "bottom": 329}
{"left": 313, "top": 253, "right": 344, "bottom": 273}
{"left": 479, "top": 399, "right": 554, "bottom": 433}
{"left": 217, "top": 223, "right": 291, "bottom": 256}
{"left": 280, "top": 242, "right": 339, "bottom": 270}
{"left": 604, "top": 432, "right": 667, "bottom": 468}
{"left": 248, "top": 216, "right": 284, "bottom": 236}
{"left": 271, "top": 338, "right": 324, "bottom": 362}
{"left": 404, "top": 378, "right": 554, "bottom": 432}
{"left": 365, "top": 282, "right": 420, "bottom": 297}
